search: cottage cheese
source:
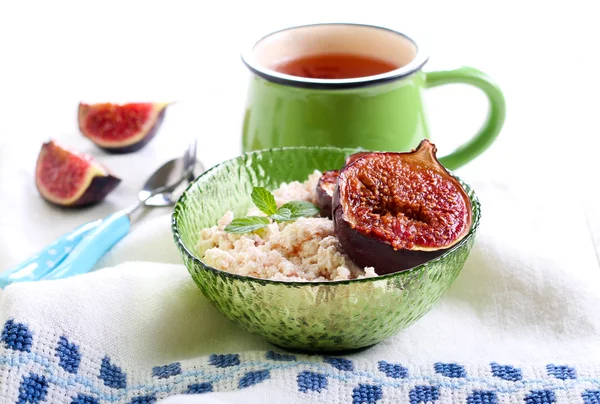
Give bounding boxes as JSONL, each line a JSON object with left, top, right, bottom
{"left": 196, "top": 171, "right": 377, "bottom": 282}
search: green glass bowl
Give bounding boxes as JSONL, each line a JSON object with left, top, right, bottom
{"left": 172, "top": 147, "right": 480, "bottom": 352}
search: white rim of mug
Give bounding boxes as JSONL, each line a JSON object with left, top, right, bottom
{"left": 241, "top": 22, "right": 430, "bottom": 90}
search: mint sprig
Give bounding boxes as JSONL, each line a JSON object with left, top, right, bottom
{"left": 224, "top": 187, "right": 320, "bottom": 234}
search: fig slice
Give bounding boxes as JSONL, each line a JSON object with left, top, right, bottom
{"left": 35, "top": 140, "right": 121, "bottom": 207}
{"left": 315, "top": 152, "right": 373, "bottom": 218}
{"left": 315, "top": 170, "right": 339, "bottom": 218}
{"left": 78, "top": 102, "right": 169, "bottom": 153}
{"left": 333, "top": 140, "right": 472, "bottom": 274}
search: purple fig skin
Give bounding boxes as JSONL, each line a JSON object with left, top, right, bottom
{"left": 332, "top": 189, "right": 447, "bottom": 275}
{"left": 37, "top": 174, "right": 121, "bottom": 208}
{"left": 97, "top": 108, "right": 166, "bottom": 154}
{"left": 315, "top": 170, "right": 339, "bottom": 218}
{"left": 68, "top": 174, "right": 121, "bottom": 207}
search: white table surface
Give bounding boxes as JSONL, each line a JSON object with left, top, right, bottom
{"left": 0, "top": 0, "right": 598, "bottom": 269}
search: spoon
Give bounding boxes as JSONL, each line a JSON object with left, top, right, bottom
{"left": 138, "top": 149, "right": 200, "bottom": 208}
{"left": 0, "top": 141, "right": 202, "bottom": 288}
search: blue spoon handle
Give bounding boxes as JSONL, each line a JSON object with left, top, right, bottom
{"left": 0, "top": 211, "right": 131, "bottom": 288}
{"left": 0, "top": 220, "right": 101, "bottom": 288}
{"left": 42, "top": 211, "right": 131, "bottom": 281}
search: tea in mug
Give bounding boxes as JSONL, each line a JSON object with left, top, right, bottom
{"left": 273, "top": 53, "right": 399, "bottom": 79}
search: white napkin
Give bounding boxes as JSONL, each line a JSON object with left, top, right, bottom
{"left": 1, "top": 179, "right": 600, "bottom": 404}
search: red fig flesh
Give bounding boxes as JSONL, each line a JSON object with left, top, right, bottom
{"left": 35, "top": 140, "right": 121, "bottom": 207}
{"left": 78, "top": 102, "right": 169, "bottom": 153}
{"left": 333, "top": 140, "right": 472, "bottom": 274}
{"left": 315, "top": 152, "right": 373, "bottom": 218}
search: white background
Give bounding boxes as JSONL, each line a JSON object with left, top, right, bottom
{"left": 0, "top": 0, "right": 598, "bottom": 268}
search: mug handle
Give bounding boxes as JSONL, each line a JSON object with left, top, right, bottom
{"left": 424, "top": 67, "right": 506, "bottom": 170}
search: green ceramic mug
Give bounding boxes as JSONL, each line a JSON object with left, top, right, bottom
{"left": 241, "top": 23, "right": 506, "bottom": 169}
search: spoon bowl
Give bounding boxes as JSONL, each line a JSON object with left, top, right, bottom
{"left": 140, "top": 158, "right": 204, "bottom": 207}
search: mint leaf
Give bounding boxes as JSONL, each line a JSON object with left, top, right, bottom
{"left": 224, "top": 216, "right": 270, "bottom": 234}
{"left": 281, "top": 201, "right": 320, "bottom": 220}
{"left": 270, "top": 207, "right": 292, "bottom": 222}
{"left": 251, "top": 187, "right": 277, "bottom": 215}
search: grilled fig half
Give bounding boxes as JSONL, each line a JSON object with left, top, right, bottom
{"left": 315, "top": 152, "right": 372, "bottom": 218}
{"left": 333, "top": 140, "right": 472, "bottom": 274}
